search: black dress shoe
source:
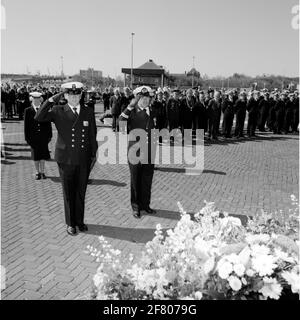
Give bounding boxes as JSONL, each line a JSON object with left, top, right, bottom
{"left": 78, "top": 224, "right": 88, "bottom": 232}
{"left": 143, "top": 207, "right": 157, "bottom": 214}
{"left": 132, "top": 210, "right": 141, "bottom": 219}
{"left": 41, "top": 173, "right": 47, "bottom": 179}
{"left": 35, "top": 173, "right": 41, "bottom": 180}
{"left": 67, "top": 226, "right": 77, "bottom": 236}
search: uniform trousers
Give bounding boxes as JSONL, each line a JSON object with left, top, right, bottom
{"left": 58, "top": 161, "right": 90, "bottom": 227}
{"left": 129, "top": 162, "right": 154, "bottom": 211}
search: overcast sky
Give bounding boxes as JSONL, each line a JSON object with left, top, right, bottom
{"left": 1, "top": 0, "right": 299, "bottom": 78}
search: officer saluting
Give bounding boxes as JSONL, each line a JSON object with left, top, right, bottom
{"left": 24, "top": 92, "right": 52, "bottom": 180}
{"left": 35, "top": 82, "right": 98, "bottom": 235}
{"left": 119, "top": 86, "right": 157, "bottom": 219}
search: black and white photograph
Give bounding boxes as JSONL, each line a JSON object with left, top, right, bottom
{"left": 0, "top": 0, "right": 299, "bottom": 307}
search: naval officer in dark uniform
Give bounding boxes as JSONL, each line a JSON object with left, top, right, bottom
{"left": 35, "top": 82, "right": 98, "bottom": 235}
{"left": 119, "top": 86, "right": 157, "bottom": 219}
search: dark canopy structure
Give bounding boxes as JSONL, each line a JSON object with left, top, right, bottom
{"left": 121, "top": 59, "right": 169, "bottom": 88}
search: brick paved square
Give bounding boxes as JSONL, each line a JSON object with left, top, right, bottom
{"left": 1, "top": 103, "right": 299, "bottom": 300}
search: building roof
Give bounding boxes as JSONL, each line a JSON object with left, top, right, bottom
{"left": 121, "top": 59, "right": 167, "bottom": 76}
{"left": 138, "top": 60, "right": 164, "bottom": 70}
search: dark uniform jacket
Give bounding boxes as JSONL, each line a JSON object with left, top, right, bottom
{"left": 247, "top": 98, "right": 259, "bottom": 114}
{"left": 119, "top": 105, "right": 157, "bottom": 164}
{"left": 35, "top": 99, "right": 98, "bottom": 165}
{"left": 151, "top": 99, "right": 167, "bottom": 129}
{"left": 180, "top": 97, "right": 199, "bottom": 129}
{"left": 24, "top": 106, "right": 52, "bottom": 147}
{"left": 110, "top": 95, "right": 122, "bottom": 116}
{"left": 166, "top": 98, "right": 181, "bottom": 129}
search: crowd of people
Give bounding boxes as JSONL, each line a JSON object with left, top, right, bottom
{"left": 1, "top": 81, "right": 299, "bottom": 140}
{"left": 100, "top": 86, "right": 299, "bottom": 139}
{"left": 1, "top": 82, "right": 98, "bottom": 121}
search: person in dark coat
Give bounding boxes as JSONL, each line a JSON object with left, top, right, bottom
{"left": 180, "top": 88, "right": 199, "bottom": 132}
{"left": 246, "top": 91, "right": 259, "bottom": 137}
{"left": 257, "top": 92, "right": 271, "bottom": 132}
{"left": 120, "top": 87, "right": 134, "bottom": 113}
{"left": 197, "top": 91, "right": 207, "bottom": 131}
{"left": 6, "top": 85, "right": 14, "bottom": 119}
{"left": 102, "top": 88, "right": 111, "bottom": 112}
{"left": 110, "top": 88, "right": 122, "bottom": 132}
{"left": 222, "top": 91, "right": 235, "bottom": 138}
{"left": 273, "top": 93, "right": 286, "bottom": 134}
{"left": 207, "top": 91, "right": 222, "bottom": 140}
{"left": 16, "top": 87, "right": 30, "bottom": 120}
{"left": 119, "top": 86, "right": 157, "bottom": 219}
{"left": 266, "top": 93, "right": 277, "bottom": 131}
{"left": 35, "top": 82, "right": 98, "bottom": 236}
{"left": 24, "top": 92, "right": 52, "bottom": 180}
{"left": 292, "top": 91, "right": 299, "bottom": 133}
{"left": 234, "top": 91, "right": 247, "bottom": 138}
{"left": 166, "top": 89, "right": 181, "bottom": 131}
{"left": 283, "top": 93, "right": 295, "bottom": 134}
{"left": 151, "top": 89, "right": 167, "bottom": 143}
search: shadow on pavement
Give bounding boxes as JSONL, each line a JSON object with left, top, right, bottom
{"left": 86, "top": 211, "right": 248, "bottom": 243}
{"left": 48, "top": 176, "right": 126, "bottom": 187}
{"left": 155, "top": 167, "right": 226, "bottom": 175}
{"left": 86, "top": 224, "right": 169, "bottom": 243}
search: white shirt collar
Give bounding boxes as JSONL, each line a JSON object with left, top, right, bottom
{"left": 32, "top": 104, "right": 41, "bottom": 112}
{"left": 137, "top": 106, "right": 150, "bottom": 116}
{"left": 68, "top": 104, "right": 80, "bottom": 114}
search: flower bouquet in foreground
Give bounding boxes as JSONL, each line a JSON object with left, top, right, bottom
{"left": 86, "top": 195, "right": 299, "bottom": 300}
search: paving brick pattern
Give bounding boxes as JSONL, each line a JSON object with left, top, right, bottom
{"left": 1, "top": 103, "right": 299, "bottom": 300}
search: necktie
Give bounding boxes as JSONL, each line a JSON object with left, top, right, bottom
{"left": 73, "top": 107, "right": 79, "bottom": 118}
{"left": 36, "top": 108, "right": 39, "bottom": 112}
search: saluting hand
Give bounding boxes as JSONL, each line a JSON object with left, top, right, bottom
{"left": 49, "top": 91, "right": 66, "bottom": 103}
{"left": 127, "top": 96, "right": 141, "bottom": 111}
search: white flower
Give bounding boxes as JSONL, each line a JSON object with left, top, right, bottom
{"left": 218, "top": 261, "right": 233, "bottom": 279}
{"left": 233, "top": 263, "right": 245, "bottom": 277}
{"left": 251, "top": 244, "right": 270, "bottom": 256}
{"left": 282, "top": 271, "right": 300, "bottom": 294}
{"left": 238, "top": 246, "right": 251, "bottom": 266}
{"left": 241, "top": 277, "right": 247, "bottom": 285}
{"left": 246, "top": 269, "right": 255, "bottom": 277}
{"left": 93, "top": 273, "right": 104, "bottom": 288}
{"left": 252, "top": 255, "right": 277, "bottom": 276}
{"left": 204, "top": 257, "right": 215, "bottom": 274}
{"left": 228, "top": 275, "right": 242, "bottom": 291}
{"left": 226, "top": 254, "right": 240, "bottom": 264}
{"left": 246, "top": 234, "right": 270, "bottom": 244}
{"left": 274, "top": 248, "right": 295, "bottom": 263}
{"left": 259, "top": 277, "right": 282, "bottom": 300}
{"left": 194, "top": 291, "right": 203, "bottom": 300}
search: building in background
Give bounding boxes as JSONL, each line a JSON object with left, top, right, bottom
{"left": 121, "top": 59, "right": 169, "bottom": 88}
{"left": 79, "top": 68, "right": 103, "bottom": 80}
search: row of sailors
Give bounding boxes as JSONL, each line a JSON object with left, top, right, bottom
{"left": 105, "top": 87, "right": 299, "bottom": 138}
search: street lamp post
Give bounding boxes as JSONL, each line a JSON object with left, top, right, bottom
{"left": 60, "top": 56, "right": 64, "bottom": 78}
{"left": 131, "top": 33, "right": 135, "bottom": 89}
{"left": 192, "top": 56, "right": 195, "bottom": 88}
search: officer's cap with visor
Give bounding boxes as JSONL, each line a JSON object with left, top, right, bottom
{"left": 30, "top": 92, "right": 43, "bottom": 98}
{"left": 133, "top": 86, "right": 153, "bottom": 97}
{"left": 61, "top": 82, "right": 84, "bottom": 95}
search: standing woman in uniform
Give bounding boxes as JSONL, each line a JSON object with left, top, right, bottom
{"left": 24, "top": 92, "right": 52, "bottom": 180}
